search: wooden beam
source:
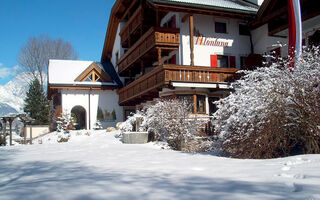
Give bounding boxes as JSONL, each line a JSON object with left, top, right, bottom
{"left": 252, "top": 7, "right": 287, "bottom": 27}
{"left": 9, "top": 118, "right": 13, "bottom": 146}
{"left": 193, "top": 94, "right": 197, "bottom": 114}
{"left": 49, "top": 85, "right": 117, "bottom": 91}
{"left": 181, "top": 14, "right": 191, "bottom": 23}
{"left": 120, "top": 0, "right": 139, "bottom": 21}
{"left": 30, "top": 123, "right": 32, "bottom": 145}
{"left": 156, "top": 9, "right": 161, "bottom": 26}
{"left": 189, "top": 15, "right": 194, "bottom": 66}
{"left": 158, "top": 47, "right": 162, "bottom": 65}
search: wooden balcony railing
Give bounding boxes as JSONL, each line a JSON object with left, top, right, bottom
{"left": 119, "top": 5, "right": 143, "bottom": 46}
{"left": 163, "top": 65, "right": 238, "bottom": 83}
{"left": 118, "top": 65, "right": 238, "bottom": 105}
{"left": 118, "top": 27, "right": 180, "bottom": 75}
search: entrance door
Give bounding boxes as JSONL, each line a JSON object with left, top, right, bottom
{"left": 71, "top": 106, "right": 87, "bottom": 130}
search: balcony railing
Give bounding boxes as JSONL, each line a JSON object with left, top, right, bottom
{"left": 118, "top": 27, "right": 180, "bottom": 75}
{"left": 118, "top": 65, "right": 238, "bottom": 105}
{"left": 119, "top": 5, "right": 143, "bottom": 46}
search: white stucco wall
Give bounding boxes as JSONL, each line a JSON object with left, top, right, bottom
{"left": 178, "top": 14, "right": 252, "bottom": 68}
{"left": 251, "top": 24, "right": 288, "bottom": 56}
{"left": 61, "top": 89, "right": 123, "bottom": 130}
{"left": 111, "top": 23, "right": 125, "bottom": 72}
{"left": 24, "top": 125, "right": 50, "bottom": 139}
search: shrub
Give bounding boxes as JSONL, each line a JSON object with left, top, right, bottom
{"left": 121, "top": 99, "right": 210, "bottom": 151}
{"left": 93, "top": 121, "right": 103, "bottom": 130}
{"left": 56, "top": 110, "right": 73, "bottom": 133}
{"left": 213, "top": 47, "right": 320, "bottom": 158}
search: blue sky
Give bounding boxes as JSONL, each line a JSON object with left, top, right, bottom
{"left": 0, "top": 0, "right": 116, "bottom": 85}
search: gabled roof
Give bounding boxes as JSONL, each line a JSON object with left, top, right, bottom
{"left": 75, "top": 62, "right": 113, "bottom": 83}
{"left": 48, "top": 59, "right": 122, "bottom": 87}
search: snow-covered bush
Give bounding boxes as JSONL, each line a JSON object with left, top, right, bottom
{"left": 119, "top": 112, "right": 145, "bottom": 132}
{"left": 57, "top": 133, "right": 70, "bottom": 143}
{"left": 56, "top": 110, "right": 73, "bottom": 133}
{"left": 93, "top": 120, "right": 103, "bottom": 130}
{"left": 120, "top": 99, "right": 209, "bottom": 151}
{"left": 213, "top": 47, "right": 320, "bottom": 158}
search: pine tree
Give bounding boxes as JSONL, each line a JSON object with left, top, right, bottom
{"left": 24, "top": 78, "right": 49, "bottom": 125}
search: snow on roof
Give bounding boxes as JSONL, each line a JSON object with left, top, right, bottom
{"left": 49, "top": 59, "right": 93, "bottom": 84}
{"left": 48, "top": 59, "right": 116, "bottom": 86}
{"left": 152, "top": 0, "right": 259, "bottom": 13}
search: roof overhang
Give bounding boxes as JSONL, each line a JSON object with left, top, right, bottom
{"left": 150, "top": 0, "right": 258, "bottom": 15}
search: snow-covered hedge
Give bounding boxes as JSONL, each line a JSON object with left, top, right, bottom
{"left": 120, "top": 99, "right": 210, "bottom": 151}
{"left": 213, "top": 47, "right": 320, "bottom": 158}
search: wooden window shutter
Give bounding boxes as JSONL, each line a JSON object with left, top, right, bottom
{"left": 211, "top": 55, "right": 218, "bottom": 67}
{"left": 171, "top": 15, "right": 176, "bottom": 28}
{"left": 229, "top": 56, "right": 236, "bottom": 68}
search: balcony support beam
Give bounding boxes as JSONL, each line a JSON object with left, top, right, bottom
{"left": 189, "top": 15, "right": 194, "bottom": 66}
{"left": 158, "top": 47, "right": 162, "bottom": 65}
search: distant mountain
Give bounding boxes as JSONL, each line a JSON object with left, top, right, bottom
{"left": 0, "top": 73, "right": 30, "bottom": 116}
{"left": 0, "top": 103, "right": 18, "bottom": 116}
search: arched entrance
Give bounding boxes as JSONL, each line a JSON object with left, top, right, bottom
{"left": 71, "top": 106, "right": 87, "bottom": 130}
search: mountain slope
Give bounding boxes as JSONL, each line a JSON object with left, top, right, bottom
{"left": 0, "top": 73, "right": 30, "bottom": 115}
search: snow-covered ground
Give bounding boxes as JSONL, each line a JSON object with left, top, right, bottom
{"left": 0, "top": 130, "right": 319, "bottom": 200}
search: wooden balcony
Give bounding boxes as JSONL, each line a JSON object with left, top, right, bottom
{"left": 118, "top": 27, "right": 180, "bottom": 76}
{"left": 119, "top": 5, "right": 143, "bottom": 47}
{"left": 118, "top": 65, "right": 238, "bottom": 105}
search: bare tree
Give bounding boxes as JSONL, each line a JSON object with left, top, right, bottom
{"left": 18, "top": 35, "right": 78, "bottom": 87}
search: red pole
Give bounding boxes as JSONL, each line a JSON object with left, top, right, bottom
{"left": 287, "top": 0, "right": 296, "bottom": 67}
{"left": 287, "top": 0, "right": 302, "bottom": 67}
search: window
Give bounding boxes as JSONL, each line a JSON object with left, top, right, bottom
{"left": 84, "top": 71, "right": 102, "bottom": 82}
{"left": 197, "top": 95, "right": 206, "bottom": 113}
{"left": 124, "top": 109, "right": 135, "bottom": 120}
{"left": 167, "top": 54, "right": 176, "bottom": 64}
{"left": 215, "top": 22, "right": 227, "bottom": 33}
{"left": 217, "top": 55, "right": 229, "bottom": 68}
{"left": 239, "top": 24, "right": 250, "bottom": 36}
{"left": 240, "top": 56, "right": 247, "bottom": 70}
{"left": 211, "top": 55, "right": 236, "bottom": 68}
{"left": 163, "top": 15, "right": 176, "bottom": 28}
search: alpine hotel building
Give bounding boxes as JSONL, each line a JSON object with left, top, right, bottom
{"left": 48, "top": 0, "right": 320, "bottom": 129}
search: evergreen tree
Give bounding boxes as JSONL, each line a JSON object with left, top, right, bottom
{"left": 24, "top": 78, "right": 49, "bottom": 125}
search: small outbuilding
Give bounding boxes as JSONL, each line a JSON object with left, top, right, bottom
{"left": 48, "top": 59, "right": 123, "bottom": 130}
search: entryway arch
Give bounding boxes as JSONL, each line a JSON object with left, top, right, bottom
{"left": 71, "top": 106, "right": 87, "bottom": 130}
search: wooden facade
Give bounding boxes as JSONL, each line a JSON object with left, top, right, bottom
{"left": 118, "top": 27, "right": 180, "bottom": 76}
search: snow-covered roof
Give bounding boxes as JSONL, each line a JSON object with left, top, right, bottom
{"left": 48, "top": 59, "right": 118, "bottom": 86}
{"left": 151, "top": 0, "right": 259, "bottom": 13}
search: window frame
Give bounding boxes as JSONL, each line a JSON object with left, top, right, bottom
{"left": 239, "top": 24, "right": 250, "bottom": 36}
{"left": 215, "top": 22, "right": 227, "bottom": 34}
